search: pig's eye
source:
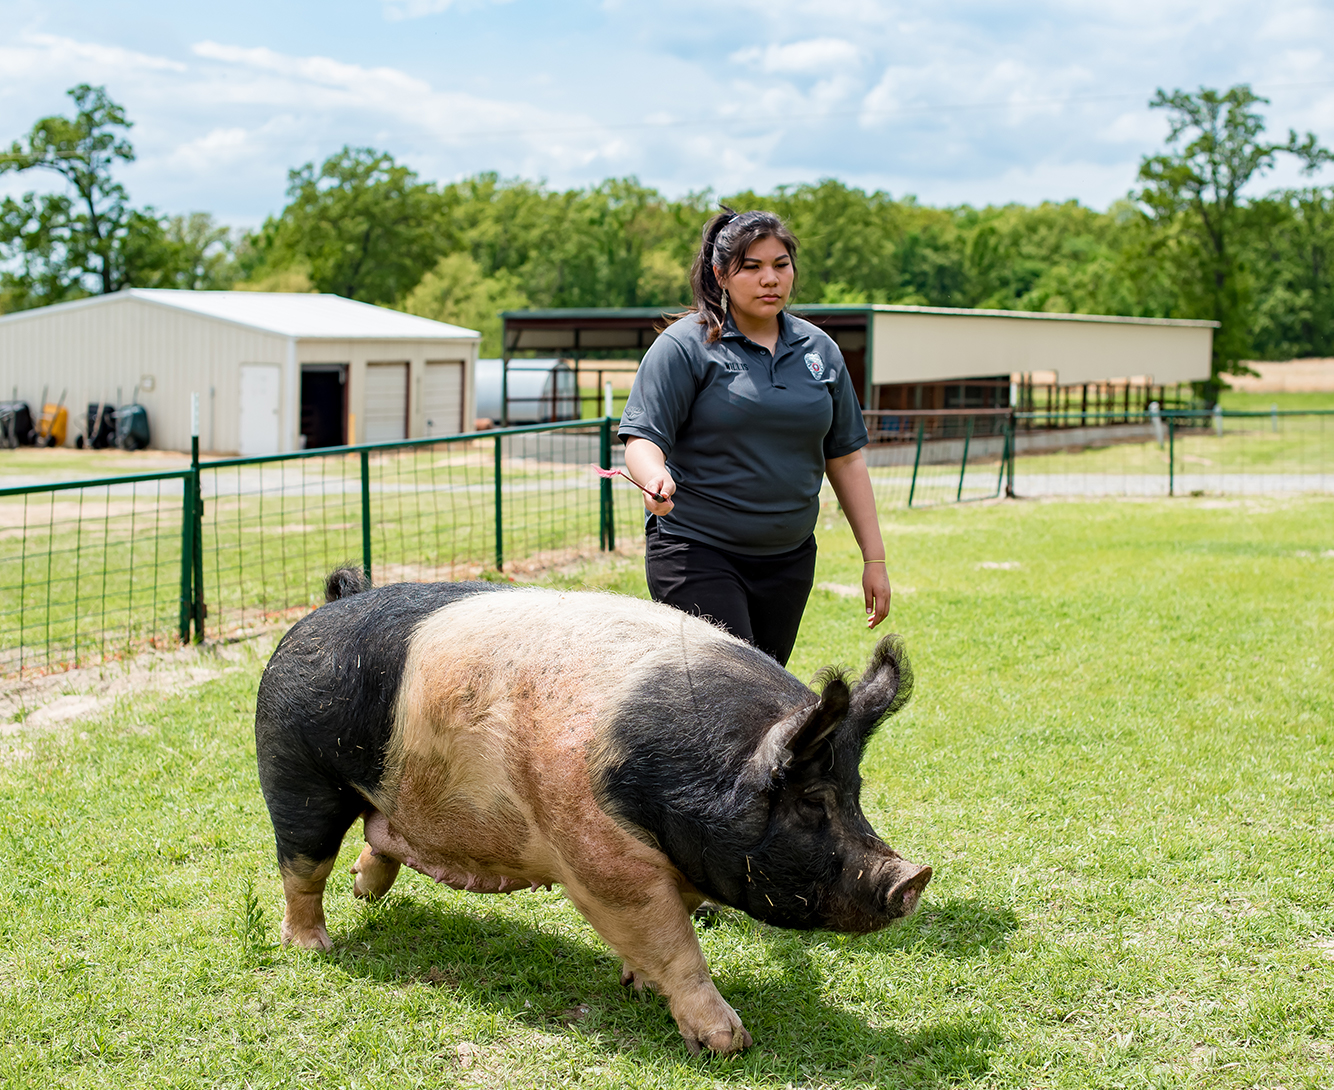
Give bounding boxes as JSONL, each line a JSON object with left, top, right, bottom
{"left": 796, "top": 797, "right": 828, "bottom": 821}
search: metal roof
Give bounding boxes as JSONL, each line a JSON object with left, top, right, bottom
{"left": 0, "top": 289, "right": 480, "bottom": 341}
{"left": 500, "top": 304, "right": 1217, "bottom": 353}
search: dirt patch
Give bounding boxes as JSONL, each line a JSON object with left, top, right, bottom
{"left": 0, "top": 633, "right": 278, "bottom": 760}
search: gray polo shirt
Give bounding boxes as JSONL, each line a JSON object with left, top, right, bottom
{"left": 618, "top": 310, "right": 867, "bottom": 556}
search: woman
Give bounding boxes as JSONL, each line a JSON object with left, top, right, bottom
{"left": 618, "top": 208, "right": 890, "bottom": 666}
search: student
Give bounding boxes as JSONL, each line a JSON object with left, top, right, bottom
{"left": 619, "top": 208, "right": 890, "bottom": 666}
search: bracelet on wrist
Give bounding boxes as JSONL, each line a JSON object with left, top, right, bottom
{"left": 863, "top": 559, "right": 886, "bottom": 565}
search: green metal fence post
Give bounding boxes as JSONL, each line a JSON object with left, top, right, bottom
{"left": 1168, "top": 416, "right": 1176, "bottom": 497}
{"left": 956, "top": 415, "right": 974, "bottom": 502}
{"left": 178, "top": 467, "right": 194, "bottom": 644}
{"left": 907, "top": 418, "right": 925, "bottom": 508}
{"left": 190, "top": 433, "right": 205, "bottom": 642}
{"left": 359, "top": 449, "right": 372, "bottom": 585}
{"left": 493, "top": 434, "right": 504, "bottom": 571}
{"left": 599, "top": 415, "right": 614, "bottom": 551}
{"left": 1005, "top": 411, "right": 1017, "bottom": 498}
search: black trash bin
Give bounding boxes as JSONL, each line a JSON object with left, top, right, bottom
{"left": 0, "top": 402, "right": 34, "bottom": 448}
{"left": 82, "top": 403, "right": 116, "bottom": 449}
{"left": 113, "top": 403, "right": 151, "bottom": 451}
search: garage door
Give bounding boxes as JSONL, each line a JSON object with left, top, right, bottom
{"left": 364, "top": 362, "right": 408, "bottom": 442}
{"left": 422, "top": 360, "right": 463, "bottom": 437}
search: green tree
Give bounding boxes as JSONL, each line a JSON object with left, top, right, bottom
{"left": 1136, "top": 84, "right": 1331, "bottom": 390}
{"left": 244, "top": 147, "right": 443, "bottom": 304}
{"left": 398, "top": 252, "right": 529, "bottom": 356}
{"left": 0, "top": 84, "right": 136, "bottom": 305}
{"left": 0, "top": 85, "right": 236, "bottom": 312}
{"left": 1248, "top": 186, "right": 1334, "bottom": 359}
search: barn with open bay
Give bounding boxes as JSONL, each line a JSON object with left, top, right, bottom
{"left": 0, "top": 290, "right": 480, "bottom": 454}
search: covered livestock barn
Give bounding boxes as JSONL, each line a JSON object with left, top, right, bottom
{"left": 0, "top": 290, "right": 480, "bottom": 455}
{"left": 501, "top": 303, "right": 1216, "bottom": 414}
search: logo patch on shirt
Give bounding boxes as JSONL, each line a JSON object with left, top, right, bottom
{"left": 804, "top": 351, "right": 825, "bottom": 379}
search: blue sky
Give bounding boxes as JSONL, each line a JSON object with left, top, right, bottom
{"left": 2, "top": 0, "right": 1332, "bottom": 229}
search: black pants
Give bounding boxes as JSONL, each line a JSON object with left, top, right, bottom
{"left": 644, "top": 520, "right": 817, "bottom": 667}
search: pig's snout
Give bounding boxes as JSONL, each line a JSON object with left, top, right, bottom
{"left": 884, "top": 864, "right": 932, "bottom": 918}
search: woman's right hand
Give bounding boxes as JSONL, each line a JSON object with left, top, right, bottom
{"left": 624, "top": 437, "right": 676, "bottom": 515}
{"left": 643, "top": 471, "right": 675, "bottom": 515}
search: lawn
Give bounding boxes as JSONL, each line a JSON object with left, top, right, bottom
{"left": 1, "top": 495, "right": 1331, "bottom": 1088}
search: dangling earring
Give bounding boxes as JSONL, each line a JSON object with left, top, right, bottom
{"left": 721, "top": 287, "right": 729, "bottom": 313}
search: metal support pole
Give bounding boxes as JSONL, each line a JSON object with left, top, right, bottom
{"left": 190, "top": 432, "right": 204, "bottom": 642}
{"left": 493, "top": 434, "right": 504, "bottom": 571}
{"left": 1168, "top": 417, "right": 1176, "bottom": 497}
{"left": 178, "top": 480, "right": 193, "bottom": 643}
{"left": 599, "top": 415, "right": 614, "bottom": 551}
{"left": 956, "top": 415, "right": 974, "bottom": 502}
{"left": 179, "top": 395, "right": 197, "bottom": 642}
{"left": 1006, "top": 411, "right": 1017, "bottom": 497}
{"left": 359, "top": 449, "right": 372, "bottom": 585}
{"left": 907, "top": 418, "right": 925, "bottom": 508}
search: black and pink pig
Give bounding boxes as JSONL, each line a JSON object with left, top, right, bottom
{"left": 254, "top": 571, "right": 931, "bottom": 1055}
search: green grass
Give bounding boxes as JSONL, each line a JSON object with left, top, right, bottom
{"left": 1217, "top": 391, "right": 1334, "bottom": 412}
{"left": 2, "top": 495, "right": 1331, "bottom": 1087}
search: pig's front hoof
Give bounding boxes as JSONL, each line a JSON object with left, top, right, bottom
{"left": 281, "top": 920, "right": 332, "bottom": 951}
{"left": 674, "top": 993, "right": 752, "bottom": 1056}
{"left": 351, "top": 844, "right": 401, "bottom": 901}
{"left": 682, "top": 1020, "right": 753, "bottom": 1057}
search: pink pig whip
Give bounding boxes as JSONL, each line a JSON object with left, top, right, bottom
{"left": 592, "top": 465, "right": 667, "bottom": 503}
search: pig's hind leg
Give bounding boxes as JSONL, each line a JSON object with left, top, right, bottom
{"left": 567, "top": 877, "right": 752, "bottom": 1056}
{"left": 258, "top": 762, "right": 367, "bottom": 951}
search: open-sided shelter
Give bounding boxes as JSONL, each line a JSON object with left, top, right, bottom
{"left": 501, "top": 303, "right": 1217, "bottom": 418}
{"left": 0, "top": 289, "right": 480, "bottom": 454}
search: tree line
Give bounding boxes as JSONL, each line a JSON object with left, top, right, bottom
{"left": 3, "top": 83, "right": 1331, "bottom": 394}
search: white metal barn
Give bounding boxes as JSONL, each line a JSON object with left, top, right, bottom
{"left": 0, "top": 290, "right": 481, "bottom": 455}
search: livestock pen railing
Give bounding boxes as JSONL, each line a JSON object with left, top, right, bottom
{"left": 859, "top": 408, "right": 1334, "bottom": 505}
{"left": 0, "top": 419, "right": 639, "bottom": 676}
{"left": 2, "top": 409, "right": 1331, "bottom": 677}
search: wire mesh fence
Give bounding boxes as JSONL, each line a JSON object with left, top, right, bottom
{"left": 195, "top": 422, "right": 642, "bottom": 641}
{"left": 2, "top": 409, "right": 1331, "bottom": 678}
{"left": 1009, "top": 409, "right": 1333, "bottom": 498}
{"left": 862, "top": 410, "right": 1012, "bottom": 510}
{"left": 0, "top": 470, "right": 189, "bottom": 676}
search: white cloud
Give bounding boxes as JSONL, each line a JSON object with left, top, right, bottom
{"left": 3, "top": 0, "right": 1333, "bottom": 226}
{"left": 730, "top": 38, "right": 862, "bottom": 75}
{"left": 378, "top": 0, "right": 515, "bottom": 21}
{"left": 0, "top": 32, "right": 187, "bottom": 77}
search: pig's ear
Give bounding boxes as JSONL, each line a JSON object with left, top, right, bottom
{"left": 742, "top": 671, "right": 850, "bottom": 788}
{"left": 847, "top": 634, "right": 913, "bottom": 745}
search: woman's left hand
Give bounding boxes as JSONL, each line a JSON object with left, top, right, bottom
{"left": 862, "top": 563, "right": 891, "bottom": 629}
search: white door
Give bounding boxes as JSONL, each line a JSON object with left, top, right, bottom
{"left": 422, "top": 360, "right": 463, "bottom": 436}
{"left": 364, "top": 362, "right": 408, "bottom": 442}
{"left": 239, "top": 364, "right": 281, "bottom": 456}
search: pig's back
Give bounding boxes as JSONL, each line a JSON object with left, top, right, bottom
{"left": 255, "top": 580, "right": 508, "bottom": 799}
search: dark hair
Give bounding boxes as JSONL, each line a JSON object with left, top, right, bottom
{"left": 688, "top": 207, "right": 799, "bottom": 343}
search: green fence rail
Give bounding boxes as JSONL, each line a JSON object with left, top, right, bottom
{"left": 3, "top": 408, "right": 1331, "bottom": 677}
{"left": 1006, "top": 408, "right": 1334, "bottom": 498}
{"left": 0, "top": 418, "right": 638, "bottom": 676}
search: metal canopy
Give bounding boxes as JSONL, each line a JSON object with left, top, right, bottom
{"left": 501, "top": 305, "right": 871, "bottom": 354}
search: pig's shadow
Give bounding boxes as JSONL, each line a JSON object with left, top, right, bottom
{"left": 860, "top": 895, "right": 1021, "bottom": 958}
{"left": 328, "top": 893, "right": 1010, "bottom": 1080}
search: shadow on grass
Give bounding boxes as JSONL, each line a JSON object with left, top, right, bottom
{"left": 327, "top": 893, "right": 1002, "bottom": 1084}
{"left": 866, "top": 896, "right": 1022, "bottom": 958}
